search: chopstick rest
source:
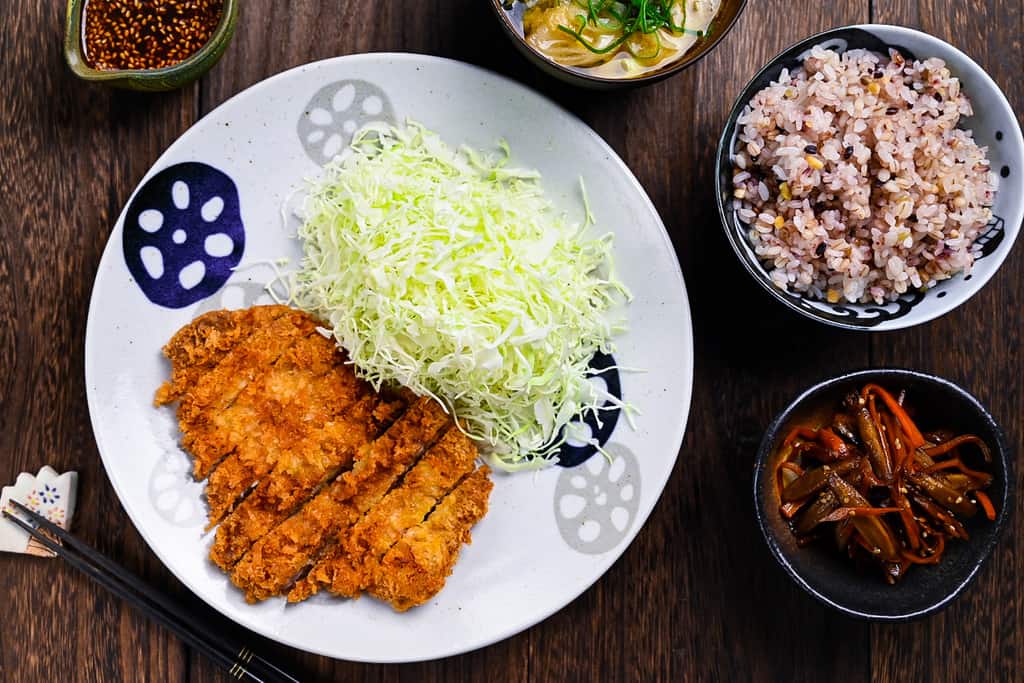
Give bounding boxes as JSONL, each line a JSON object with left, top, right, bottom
{"left": 0, "top": 466, "right": 78, "bottom": 556}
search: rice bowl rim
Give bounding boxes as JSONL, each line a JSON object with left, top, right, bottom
{"left": 714, "top": 23, "right": 1024, "bottom": 331}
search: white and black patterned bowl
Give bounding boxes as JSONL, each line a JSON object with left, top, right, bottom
{"left": 715, "top": 25, "right": 1023, "bottom": 331}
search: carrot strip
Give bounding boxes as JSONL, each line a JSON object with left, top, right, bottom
{"left": 923, "top": 459, "right": 961, "bottom": 473}
{"left": 901, "top": 535, "right": 946, "bottom": 565}
{"left": 975, "top": 490, "right": 997, "bottom": 521}
{"left": 924, "top": 458, "right": 992, "bottom": 482}
{"left": 901, "top": 550, "right": 942, "bottom": 565}
{"left": 862, "top": 383, "right": 926, "bottom": 449}
{"left": 784, "top": 426, "right": 819, "bottom": 446}
{"left": 923, "top": 434, "right": 992, "bottom": 462}
{"left": 818, "top": 427, "right": 850, "bottom": 458}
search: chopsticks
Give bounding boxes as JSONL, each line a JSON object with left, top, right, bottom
{"left": 3, "top": 500, "right": 300, "bottom": 683}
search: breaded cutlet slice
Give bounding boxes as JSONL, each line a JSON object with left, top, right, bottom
{"left": 184, "top": 330, "right": 345, "bottom": 491}
{"left": 304, "top": 426, "right": 479, "bottom": 599}
{"left": 368, "top": 466, "right": 493, "bottom": 612}
{"left": 200, "top": 338, "right": 376, "bottom": 525}
{"left": 175, "top": 308, "right": 320, "bottom": 478}
{"left": 230, "top": 397, "right": 451, "bottom": 603}
{"left": 155, "top": 306, "right": 289, "bottom": 406}
{"left": 208, "top": 396, "right": 405, "bottom": 569}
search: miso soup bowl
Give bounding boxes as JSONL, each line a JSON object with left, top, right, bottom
{"left": 489, "top": 0, "right": 747, "bottom": 89}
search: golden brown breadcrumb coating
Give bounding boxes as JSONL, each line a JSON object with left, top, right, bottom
{"left": 157, "top": 307, "right": 491, "bottom": 611}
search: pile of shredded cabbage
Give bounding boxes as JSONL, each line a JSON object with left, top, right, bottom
{"left": 293, "top": 122, "right": 630, "bottom": 470}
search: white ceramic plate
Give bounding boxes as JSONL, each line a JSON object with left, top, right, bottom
{"left": 85, "top": 53, "right": 693, "bottom": 662}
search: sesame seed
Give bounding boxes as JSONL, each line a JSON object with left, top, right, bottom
{"left": 83, "top": 0, "right": 223, "bottom": 71}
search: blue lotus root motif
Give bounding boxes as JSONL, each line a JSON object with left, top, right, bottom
{"left": 297, "top": 79, "right": 395, "bottom": 165}
{"left": 554, "top": 443, "right": 641, "bottom": 554}
{"left": 123, "top": 162, "right": 245, "bottom": 308}
{"left": 557, "top": 351, "right": 622, "bottom": 467}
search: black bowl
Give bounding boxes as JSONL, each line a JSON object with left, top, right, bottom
{"left": 488, "top": 0, "right": 747, "bottom": 90}
{"left": 753, "top": 369, "right": 1013, "bottom": 620}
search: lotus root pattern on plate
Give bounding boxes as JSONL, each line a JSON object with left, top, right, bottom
{"left": 554, "top": 443, "right": 641, "bottom": 554}
{"left": 194, "top": 274, "right": 279, "bottom": 315}
{"left": 556, "top": 351, "right": 623, "bottom": 468}
{"left": 147, "top": 410, "right": 206, "bottom": 528}
{"left": 122, "top": 162, "right": 245, "bottom": 309}
{"left": 297, "top": 80, "right": 396, "bottom": 165}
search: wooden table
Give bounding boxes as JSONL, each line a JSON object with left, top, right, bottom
{"left": 2, "top": 1, "right": 1021, "bottom": 680}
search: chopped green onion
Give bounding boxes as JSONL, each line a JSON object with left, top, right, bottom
{"left": 558, "top": 0, "right": 695, "bottom": 57}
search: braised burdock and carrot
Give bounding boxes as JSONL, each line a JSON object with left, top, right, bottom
{"left": 774, "top": 383, "right": 996, "bottom": 584}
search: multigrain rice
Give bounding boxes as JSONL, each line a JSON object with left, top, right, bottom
{"left": 732, "top": 45, "right": 997, "bottom": 304}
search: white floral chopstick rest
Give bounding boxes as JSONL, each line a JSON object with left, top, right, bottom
{"left": 0, "top": 466, "right": 78, "bottom": 557}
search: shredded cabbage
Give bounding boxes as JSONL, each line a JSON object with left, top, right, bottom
{"left": 293, "top": 122, "right": 630, "bottom": 470}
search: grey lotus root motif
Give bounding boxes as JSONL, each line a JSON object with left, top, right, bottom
{"left": 194, "top": 276, "right": 278, "bottom": 315}
{"left": 554, "top": 443, "right": 641, "bottom": 554}
{"left": 297, "top": 79, "right": 396, "bottom": 165}
{"left": 148, "top": 411, "right": 205, "bottom": 528}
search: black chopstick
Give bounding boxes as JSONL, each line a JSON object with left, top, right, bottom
{"left": 4, "top": 500, "right": 300, "bottom": 683}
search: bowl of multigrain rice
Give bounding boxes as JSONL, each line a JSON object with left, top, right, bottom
{"left": 715, "top": 25, "right": 1023, "bottom": 330}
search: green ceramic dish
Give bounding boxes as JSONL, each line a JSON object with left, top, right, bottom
{"left": 64, "top": 0, "right": 238, "bottom": 91}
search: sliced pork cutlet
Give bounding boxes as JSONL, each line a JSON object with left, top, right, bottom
{"left": 175, "top": 308, "right": 320, "bottom": 478}
{"left": 208, "top": 395, "right": 406, "bottom": 569}
{"left": 368, "top": 466, "right": 493, "bottom": 612}
{"left": 184, "top": 329, "right": 343, "bottom": 497}
{"left": 202, "top": 334, "right": 371, "bottom": 526}
{"left": 305, "top": 426, "right": 479, "bottom": 599}
{"left": 230, "top": 397, "right": 451, "bottom": 603}
{"left": 155, "top": 306, "right": 289, "bottom": 406}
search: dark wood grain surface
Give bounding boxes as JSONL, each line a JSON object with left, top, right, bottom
{"left": 1, "top": 1, "right": 1021, "bottom": 681}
